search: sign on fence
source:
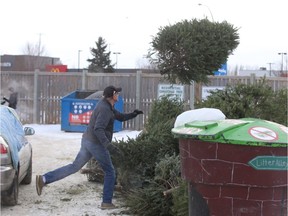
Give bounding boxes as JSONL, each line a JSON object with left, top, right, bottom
{"left": 158, "top": 84, "right": 184, "bottom": 101}
{"left": 202, "top": 86, "right": 225, "bottom": 100}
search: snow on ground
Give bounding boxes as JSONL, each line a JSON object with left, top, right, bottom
{"left": 25, "top": 124, "right": 141, "bottom": 142}
{"left": 1, "top": 124, "right": 141, "bottom": 216}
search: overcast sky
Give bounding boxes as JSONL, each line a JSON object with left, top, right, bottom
{"left": 1, "top": 0, "right": 287, "bottom": 71}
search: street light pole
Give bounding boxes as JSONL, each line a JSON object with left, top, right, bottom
{"left": 198, "top": 3, "right": 214, "bottom": 22}
{"left": 113, "top": 52, "right": 121, "bottom": 69}
{"left": 278, "top": 52, "right": 287, "bottom": 73}
{"left": 38, "top": 33, "right": 42, "bottom": 56}
{"left": 78, "top": 50, "right": 82, "bottom": 72}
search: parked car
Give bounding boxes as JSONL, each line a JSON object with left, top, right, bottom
{"left": 0, "top": 105, "right": 35, "bottom": 206}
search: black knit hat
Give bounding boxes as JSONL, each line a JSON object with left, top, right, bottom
{"left": 103, "top": 86, "right": 122, "bottom": 98}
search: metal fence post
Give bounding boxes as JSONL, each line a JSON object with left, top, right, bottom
{"left": 190, "top": 81, "right": 195, "bottom": 109}
{"left": 135, "top": 70, "right": 142, "bottom": 130}
{"left": 250, "top": 73, "right": 256, "bottom": 84}
{"left": 33, "top": 70, "right": 39, "bottom": 123}
{"left": 82, "top": 70, "right": 87, "bottom": 90}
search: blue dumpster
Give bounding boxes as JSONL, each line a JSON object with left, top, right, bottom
{"left": 61, "top": 90, "right": 123, "bottom": 132}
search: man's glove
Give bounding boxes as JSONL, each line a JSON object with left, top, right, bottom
{"left": 133, "top": 109, "right": 143, "bottom": 115}
{"left": 107, "top": 143, "right": 122, "bottom": 156}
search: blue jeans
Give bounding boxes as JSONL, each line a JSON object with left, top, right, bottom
{"left": 43, "top": 138, "right": 116, "bottom": 203}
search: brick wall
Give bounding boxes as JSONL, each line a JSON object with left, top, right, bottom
{"left": 180, "top": 139, "right": 287, "bottom": 216}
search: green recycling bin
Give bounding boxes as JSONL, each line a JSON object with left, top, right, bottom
{"left": 172, "top": 118, "right": 288, "bottom": 216}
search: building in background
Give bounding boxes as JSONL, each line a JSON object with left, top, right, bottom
{"left": 237, "top": 69, "right": 284, "bottom": 77}
{"left": 45, "top": 64, "right": 67, "bottom": 72}
{"left": 0, "top": 54, "right": 61, "bottom": 72}
{"left": 1, "top": 54, "right": 286, "bottom": 77}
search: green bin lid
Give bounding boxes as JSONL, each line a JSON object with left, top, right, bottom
{"left": 172, "top": 118, "right": 288, "bottom": 147}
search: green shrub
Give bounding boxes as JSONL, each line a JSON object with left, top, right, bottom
{"left": 112, "top": 97, "right": 185, "bottom": 215}
{"left": 196, "top": 79, "right": 288, "bottom": 126}
{"left": 124, "top": 183, "right": 173, "bottom": 216}
{"left": 114, "top": 97, "right": 184, "bottom": 185}
{"left": 171, "top": 179, "right": 189, "bottom": 216}
{"left": 122, "top": 153, "right": 187, "bottom": 216}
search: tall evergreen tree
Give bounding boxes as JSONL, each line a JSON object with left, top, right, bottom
{"left": 87, "top": 37, "right": 114, "bottom": 73}
{"left": 149, "top": 18, "right": 239, "bottom": 84}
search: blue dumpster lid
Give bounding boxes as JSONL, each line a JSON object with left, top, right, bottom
{"left": 172, "top": 118, "right": 288, "bottom": 147}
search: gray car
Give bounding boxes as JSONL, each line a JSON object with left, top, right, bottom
{"left": 0, "top": 105, "right": 35, "bottom": 206}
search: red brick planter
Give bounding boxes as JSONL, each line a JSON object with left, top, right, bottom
{"left": 179, "top": 139, "right": 287, "bottom": 216}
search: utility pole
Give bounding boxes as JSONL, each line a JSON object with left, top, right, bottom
{"left": 267, "top": 62, "right": 274, "bottom": 77}
{"left": 78, "top": 50, "right": 82, "bottom": 72}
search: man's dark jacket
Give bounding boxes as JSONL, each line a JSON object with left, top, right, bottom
{"left": 3, "top": 92, "right": 18, "bottom": 109}
{"left": 82, "top": 98, "right": 136, "bottom": 148}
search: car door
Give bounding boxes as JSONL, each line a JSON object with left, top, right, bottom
{"left": 6, "top": 108, "right": 31, "bottom": 181}
{"left": 18, "top": 134, "right": 31, "bottom": 181}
